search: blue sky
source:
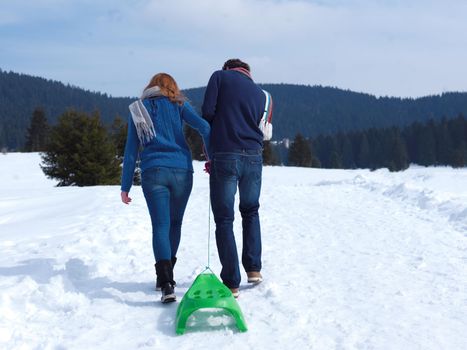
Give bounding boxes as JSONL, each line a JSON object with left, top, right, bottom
{"left": 1, "top": 0, "right": 467, "bottom": 97}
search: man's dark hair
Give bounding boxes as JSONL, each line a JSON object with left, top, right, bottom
{"left": 222, "top": 58, "right": 250, "bottom": 72}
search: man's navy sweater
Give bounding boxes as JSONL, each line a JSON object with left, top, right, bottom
{"left": 202, "top": 70, "right": 266, "bottom": 153}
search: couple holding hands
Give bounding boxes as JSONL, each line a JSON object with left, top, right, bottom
{"left": 121, "top": 58, "right": 272, "bottom": 303}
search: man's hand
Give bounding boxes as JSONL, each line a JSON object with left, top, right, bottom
{"left": 121, "top": 191, "right": 132, "bottom": 204}
{"left": 204, "top": 161, "right": 211, "bottom": 175}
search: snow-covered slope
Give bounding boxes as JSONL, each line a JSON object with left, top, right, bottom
{"left": 1, "top": 153, "right": 466, "bottom": 349}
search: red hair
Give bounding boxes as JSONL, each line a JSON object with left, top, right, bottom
{"left": 145, "top": 73, "right": 185, "bottom": 105}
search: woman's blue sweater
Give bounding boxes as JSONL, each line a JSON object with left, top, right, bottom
{"left": 121, "top": 97, "right": 210, "bottom": 192}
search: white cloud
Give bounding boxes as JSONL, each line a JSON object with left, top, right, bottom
{"left": 1, "top": 0, "right": 467, "bottom": 97}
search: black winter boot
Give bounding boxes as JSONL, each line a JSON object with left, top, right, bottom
{"left": 155, "top": 260, "right": 176, "bottom": 303}
{"left": 155, "top": 257, "right": 177, "bottom": 291}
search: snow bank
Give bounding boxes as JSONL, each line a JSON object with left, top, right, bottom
{"left": 1, "top": 153, "right": 466, "bottom": 349}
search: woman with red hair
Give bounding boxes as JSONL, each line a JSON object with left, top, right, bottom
{"left": 121, "top": 73, "right": 210, "bottom": 303}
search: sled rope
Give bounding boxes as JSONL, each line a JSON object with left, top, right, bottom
{"left": 206, "top": 195, "right": 212, "bottom": 270}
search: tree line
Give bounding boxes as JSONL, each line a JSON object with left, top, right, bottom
{"left": 283, "top": 114, "right": 467, "bottom": 170}
{"left": 23, "top": 108, "right": 466, "bottom": 187}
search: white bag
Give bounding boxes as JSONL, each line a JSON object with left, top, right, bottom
{"left": 259, "top": 89, "right": 273, "bottom": 141}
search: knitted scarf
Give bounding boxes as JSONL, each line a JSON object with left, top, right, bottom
{"left": 128, "top": 86, "right": 163, "bottom": 144}
{"left": 229, "top": 67, "right": 252, "bottom": 79}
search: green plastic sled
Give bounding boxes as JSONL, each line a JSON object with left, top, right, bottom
{"left": 175, "top": 271, "right": 248, "bottom": 334}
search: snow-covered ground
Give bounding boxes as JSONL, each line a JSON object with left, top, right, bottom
{"left": 1, "top": 153, "right": 466, "bottom": 350}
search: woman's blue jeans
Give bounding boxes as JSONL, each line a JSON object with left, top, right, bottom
{"left": 141, "top": 167, "right": 193, "bottom": 262}
{"left": 210, "top": 150, "right": 263, "bottom": 288}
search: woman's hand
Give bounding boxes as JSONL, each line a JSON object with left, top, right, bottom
{"left": 121, "top": 191, "right": 132, "bottom": 205}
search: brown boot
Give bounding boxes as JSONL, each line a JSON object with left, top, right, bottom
{"left": 230, "top": 288, "right": 240, "bottom": 298}
{"left": 247, "top": 271, "right": 263, "bottom": 284}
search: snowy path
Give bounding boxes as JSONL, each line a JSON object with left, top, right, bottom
{"left": 1, "top": 154, "right": 466, "bottom": 349}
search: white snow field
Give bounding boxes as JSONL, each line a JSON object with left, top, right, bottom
{"left": 1, "top": 153, "right": 466, "bottom": 350}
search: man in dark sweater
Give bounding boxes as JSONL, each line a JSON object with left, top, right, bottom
{"left": 202, "top": 59, "right": 269, "bottom": 297}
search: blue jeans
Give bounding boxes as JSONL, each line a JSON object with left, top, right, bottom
{"left": 141, "top": 167, "right": 193, "bottom": 262}
{"left": 210, "top": 150, "right": 263, "bottom": 288}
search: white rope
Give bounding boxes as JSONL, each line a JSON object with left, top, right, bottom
{"left": 207, "top": 194, "right": 211, "bottom": 269}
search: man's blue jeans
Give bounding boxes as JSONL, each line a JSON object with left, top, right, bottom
{"left": 141, "top": 167, "right": 193, "bottom": 262}
{"left": 210, "top": 150, "right": 263, "bottom": 288}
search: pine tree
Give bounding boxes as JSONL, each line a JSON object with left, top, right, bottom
{"left": 329, "top": 151, "right": 343, "bottom": 168}
{"left": 317, "top": 135, "right": 339, "bottom": 168}
{"left": 389, "top": 129, "right": 409, "bottom": 171}
{"left": 435, "top": 118, "right": 453, "bottom": 165}
{"left": 110, "top": 115, "right": 128, "bottom": 159}
{"left": 357, "top": 133, "right": 370, "bottom": 168}
{"left": 24, "top": 107, "right": 49, "bottom": 152}
{"left": 449, "top": 115, "right": 466, "bottom": 167}
{"left": 263, "top": 141, "right": 280, "bottom": 165}
{"left": 41, "top": 110, "right": 120, "bottom": 186}
{"left": 368, "top": 128, "right": 384, "bottom": 170}
{"left": 417, "top": 121, "right": 437, "bottom": 166}
{"left": 312, "top": 156, "right": 321, "bottom": 168}
{"left": 341, "top": 135, "right": 355, "bottom": 168}
{"left": 403, "top": 122, "right": 421, "bottom": 162}
{"left": 288, "top": 134, "right": 312, "bottom": 167}
{"left": 184, "top": 124, "right": 206, "bottom": 161}
{"left": 451, "top": 141, "right": 466, "bottom": 167}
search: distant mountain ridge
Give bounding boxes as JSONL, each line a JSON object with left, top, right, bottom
{"left": 183, "top": 85, "right": 467, "bottom": 141}
{"left": 0, "top": 69, "right": 133, "bottom": 149}
{"left": 1, "top": 69, "right": 467, "bottom": 149}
